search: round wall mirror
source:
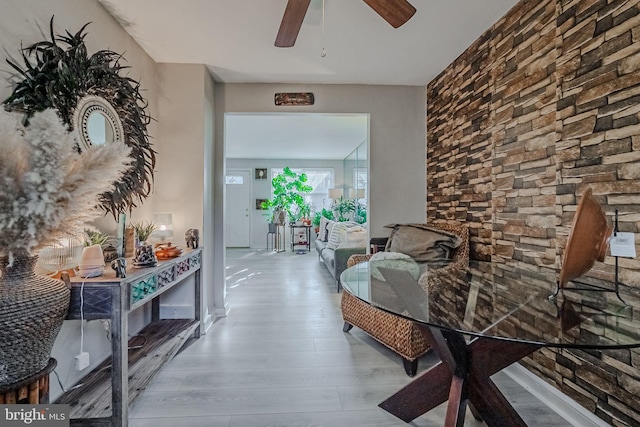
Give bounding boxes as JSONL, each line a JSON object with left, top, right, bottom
{"left": 73, "top": 95, "right": 125, "bottom": 149}
{"left": 86, "top": 111, "right": 111, "bottom": 145}
{"left": 3, "top": 19, "right": 156, "bottom": 217}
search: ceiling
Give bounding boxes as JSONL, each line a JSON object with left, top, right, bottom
{"left": 98, "top": 0, "right": 519, "bottom": 158}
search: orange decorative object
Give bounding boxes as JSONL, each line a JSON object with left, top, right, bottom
{"left": 558, "top": 187, "right": 613, "bottom": 288}
{"left": 154, "top": 242, "right": 183, "bottom": 260}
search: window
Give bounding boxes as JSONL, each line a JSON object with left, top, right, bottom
{"left": 225, "top": 175, "right": 244, "bottom": 184}
{"left": 353, "top": 168, "right": 368, "bottom": 200}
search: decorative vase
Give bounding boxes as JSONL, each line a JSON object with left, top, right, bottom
{"left": 0, "top": 254, "right": 70, "bottom": 386}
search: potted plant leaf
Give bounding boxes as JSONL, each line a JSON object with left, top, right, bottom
{"left": 131, "top": 221, "right": 157, "bottom": 245}
{"left": 333, "top": 197, "right": 356, "bottom": 222}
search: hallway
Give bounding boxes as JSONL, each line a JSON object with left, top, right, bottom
{"left": 129, "top": 249, "right": 578, "bottom": 426}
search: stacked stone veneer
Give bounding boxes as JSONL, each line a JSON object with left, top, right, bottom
{"left": 427, "top": 0, "right": 640, "bottom": 424}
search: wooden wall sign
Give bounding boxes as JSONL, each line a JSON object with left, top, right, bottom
{"left": 275, "top": 92, "right": 314, "bottom": 106}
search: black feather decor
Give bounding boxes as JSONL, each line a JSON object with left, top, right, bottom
{"left": 3, "top": 16, "right": 156, "bottom": 219}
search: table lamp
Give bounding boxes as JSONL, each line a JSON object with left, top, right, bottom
{"left": 153, "top": 212, "right": 174, "bottom": 242}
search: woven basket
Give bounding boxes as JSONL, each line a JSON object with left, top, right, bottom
{"left": 0, "top": 254, "right": 70, "bottom": 386}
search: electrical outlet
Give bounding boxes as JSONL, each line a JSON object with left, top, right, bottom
{"left": 74, "top": 352, "right": 90, "bottom": 371}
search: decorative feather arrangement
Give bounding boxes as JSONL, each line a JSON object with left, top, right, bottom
{"left": 0, "top": 109, "right": 132, "bottom": 263}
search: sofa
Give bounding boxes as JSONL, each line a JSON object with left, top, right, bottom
{"left": 315, "top": 219, "right": 366, "bottom": 290}
{"left": 341, "top": 222, "right": 469, "bottom": 376}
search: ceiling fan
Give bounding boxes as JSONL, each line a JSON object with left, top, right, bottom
{"left": 275, "top": 0, "right": 416, "bottom": 48}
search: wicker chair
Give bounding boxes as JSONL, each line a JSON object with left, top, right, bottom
{"left": 341, "top": 223, "right": 470, "bottom": 376}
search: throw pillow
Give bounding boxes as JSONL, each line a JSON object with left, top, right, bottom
{"left": 337, "top": 226, "right": 367, "bottom": 249}
{"left": 324, "top": 220, "right": 336, "bottom": 242}
{"left": 318, "top": 217, "right": 330, "bottom": 242}
{"left": 384, "top": 224, "right": 462, "bottom": 263}
{"left": 326, "top": 221, "right": 349, "bottom": 250}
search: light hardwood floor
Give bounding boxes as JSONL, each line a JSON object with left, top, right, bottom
{"left": 129, "top": 248, "right": 573, "bottom": 426}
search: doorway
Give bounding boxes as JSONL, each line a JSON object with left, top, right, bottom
{"left": 224, "top": 112, "right": 369, "bottom": 249}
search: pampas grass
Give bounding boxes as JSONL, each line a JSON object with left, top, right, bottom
{"left": 0, "top": 109, "right": 132, "bottom": 261}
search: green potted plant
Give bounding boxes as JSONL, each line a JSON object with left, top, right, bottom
{"left": 354, "top": 201, "right": 367, "bottom": 224}
{"left": 131, "top": 221, "right": 157, "bottom": 244}
{"left": 298, "top": 202, "right": 312, "bottom": 225}
{"left": 333, "top": 197, "right": 356, "bottom": 222}
{"left": 84, "top": 229, "right": 112, "bottom": 247}
{"left": 261, "top": 167, "right": 313, "bottom": 225}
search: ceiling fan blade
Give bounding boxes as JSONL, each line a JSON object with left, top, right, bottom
{"left": 275, "top": 0, "right": 311, "bottom": 47}
{"left": 363, "top": 0, "right": 416, "bottom": 28}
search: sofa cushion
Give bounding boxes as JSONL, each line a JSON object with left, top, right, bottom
{"left": 337, "top": 226, "right": 367, "bottom": 249}
{"left": 326, "top": 221, "right": 348, "bottom": 250}
{"left": 323, "top": 219, "right": 336, "bottom": 242}
{"left": 315, "top": 238, "right": 328, "bottom": 254}
{"left": 384, "top": 223, "right": 461, "bottom": 264}
{"left": 321, "top": 246, "right": 336, "bottom": 270}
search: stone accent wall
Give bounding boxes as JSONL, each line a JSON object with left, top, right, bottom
{"left": 426, "top": 0, "right": 640, "bottom": 424}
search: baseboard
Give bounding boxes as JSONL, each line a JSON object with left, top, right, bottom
{"left": 503, "top": 363, "right": 611, "bottom": 427}
{"left": 202, "top": 312, "right": 213, "bottom": 333}
{"left": 214, "top": 302, "right": 230, "bottom": 318}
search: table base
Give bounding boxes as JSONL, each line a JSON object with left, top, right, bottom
{"left": 379, "top": 325, "right": 542, "bottom": 427}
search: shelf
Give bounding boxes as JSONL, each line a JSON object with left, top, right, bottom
{"left": 57, "top": 319, "right": 199, "bottom": 422}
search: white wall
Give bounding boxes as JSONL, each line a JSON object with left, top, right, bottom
{"left": 226, "top": 158, "right": 344, "bottom": 248}
{"left": 155, "top": 63, "right": 206, "bottom": 241}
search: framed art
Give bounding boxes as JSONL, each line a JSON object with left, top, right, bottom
{"left": 256, "top": 199, "right": 268, "bottom": 210}
{"left": 255, "top": 168, "right": 267, "bottom": 180}
{"left": 274, "top": 92, "right": 314, "bottom": 106}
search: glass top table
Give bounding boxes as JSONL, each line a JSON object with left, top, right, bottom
{"left": 340, "top": 259, "right": 640, "bottom": 426}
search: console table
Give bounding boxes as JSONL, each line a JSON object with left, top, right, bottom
{"left": 341, "top": 259, "right": 640, "bottom": 426}
{"left": 57, "top": 248, "right": 202, "bottom": 427}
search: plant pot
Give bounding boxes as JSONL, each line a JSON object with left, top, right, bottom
{"left": 0, "top": 254, "right": 70, "bottom": 385}
{"left": 273, "top": 209, "right": 286, "bottom": 226}
{"left": 268, "top": 223, "right": 277, "bottom": 233}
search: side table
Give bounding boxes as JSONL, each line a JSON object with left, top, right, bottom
{"left": 289, "top": 224, "right": 311, "bottom": 253}
{"left": 370, "top": 237, "right": 389, "bottom": 253}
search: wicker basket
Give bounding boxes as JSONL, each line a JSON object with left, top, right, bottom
{"left": 0, "top": 255, "right": 70, "bottom": 386}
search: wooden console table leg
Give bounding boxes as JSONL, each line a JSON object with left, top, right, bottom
{"left": 194, "top": 267, "right": 202, "bottom": 338}
{"left": 112, "top": 284, "right": 128, "bottom": 427}
{"left": 379, "top": 324, "right": 541, "bottom": 426}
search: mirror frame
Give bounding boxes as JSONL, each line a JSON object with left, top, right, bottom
{"left": 73, "top": 95, "right": 125, "bottom": 149}
{"left": 2, "top": 17, "right": 156, "bottom": 218}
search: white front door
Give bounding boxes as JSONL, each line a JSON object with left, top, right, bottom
{"left": 225, "top": 169, "right": 251, "bottom": 247}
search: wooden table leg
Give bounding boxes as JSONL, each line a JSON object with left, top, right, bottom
{"left": 379, "top": 324, "right": 542, "bottom": 426}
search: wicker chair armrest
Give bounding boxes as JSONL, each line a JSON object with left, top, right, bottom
{"left": 347, "top": 254, "right": 373, "bottom": 267}
{"left": 418, "top": 262, "right": 467, "bottom": 294}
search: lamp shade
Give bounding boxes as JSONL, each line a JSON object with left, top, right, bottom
{"left": 153, "top": 212, "right": 174, "bottom": 240}
{"left": 328, "top": 188, "right": 343, "bottom": 199}
{"left": 350, "top": 188, "right": 366, "bottom": 199}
